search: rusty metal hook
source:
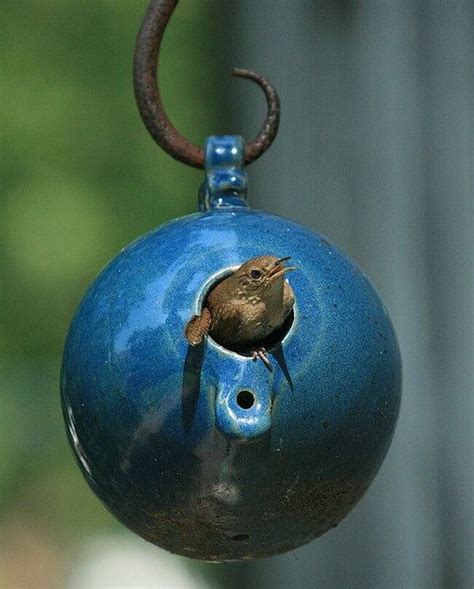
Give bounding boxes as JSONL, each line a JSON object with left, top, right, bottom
{"left": 133, "top": 0, "right": 280, "bottom": 169}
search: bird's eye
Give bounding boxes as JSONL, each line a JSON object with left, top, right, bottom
{"left": 250, "top": 269, "right": 262, "bottom": 280}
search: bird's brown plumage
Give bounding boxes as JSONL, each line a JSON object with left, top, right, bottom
{"left": 184, "top": 255, "right": 295, "bottom": 351}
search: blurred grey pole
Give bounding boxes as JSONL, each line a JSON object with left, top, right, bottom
{"left": 418, "top": 4, "right": 474, "bottom": 587}
{"left": 230, "top": 1, "right": 474, "bottom": 587}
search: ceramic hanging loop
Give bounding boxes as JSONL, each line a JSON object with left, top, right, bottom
{"left": 133, "top": 0, "right": 281, "bottom": 169}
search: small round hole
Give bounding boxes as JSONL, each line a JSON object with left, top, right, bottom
{"left": 230, "top": 534, "right": 249, "bottom": 542}
{"left": 236, "top": 390, "right": 255, "bottom": 410}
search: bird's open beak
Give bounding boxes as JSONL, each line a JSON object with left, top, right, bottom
{"left": 268, "top": 257, "right": 296, "bottom": 280}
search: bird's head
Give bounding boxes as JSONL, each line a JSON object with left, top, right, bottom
{"left": 231, "top": 255, "right": 295, "bottom": 300}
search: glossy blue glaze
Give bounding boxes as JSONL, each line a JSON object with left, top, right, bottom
{"left": 62, "top": 137, "right": 401, "bottom": 561}
{"left": 199, "top": 135, "right": 248, "bottom": 210}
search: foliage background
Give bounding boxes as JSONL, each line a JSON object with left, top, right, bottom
{"left": 1, "top": 1, "right": 237, "bottom": 586}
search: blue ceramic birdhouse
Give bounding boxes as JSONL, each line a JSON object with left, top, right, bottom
{"left": 62, "top": 0, "right": 401, "bottom": 563}
{"left": 62, "top": 135, "right": 401, "bottom": 561}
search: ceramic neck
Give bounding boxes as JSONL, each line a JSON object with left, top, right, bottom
{"left": 199, "top": 135, "right": 249, "bottom": 211}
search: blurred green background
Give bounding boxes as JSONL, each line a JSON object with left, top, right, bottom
{"left": 0, "top": 1, "right": 237, "bottom": 586}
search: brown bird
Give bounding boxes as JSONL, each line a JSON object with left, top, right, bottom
{"left": 184, "top": 255, "right": 295, "bottom": 370}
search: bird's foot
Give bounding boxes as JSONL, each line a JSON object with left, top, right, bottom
{"left": 251, "top": 347, "right": 272, "bottom": 372}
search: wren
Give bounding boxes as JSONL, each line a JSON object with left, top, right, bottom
{"left": 184, "top": 255, "right": 296, "bottom": 369}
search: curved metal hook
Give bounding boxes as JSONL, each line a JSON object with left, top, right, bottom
{"left": 133, "top": 0, "right": 280, "bottom": 169}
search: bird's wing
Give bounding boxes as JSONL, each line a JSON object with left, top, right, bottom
{"left": 209, "top": 302, "right": 245, "bottom": 348}
{"left": 184, "top": 307, "right": 212, "bottom": 346}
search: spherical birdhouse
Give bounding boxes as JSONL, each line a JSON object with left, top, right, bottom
{"left": 61, "top": 136, "right": 401, "bottom": 561}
